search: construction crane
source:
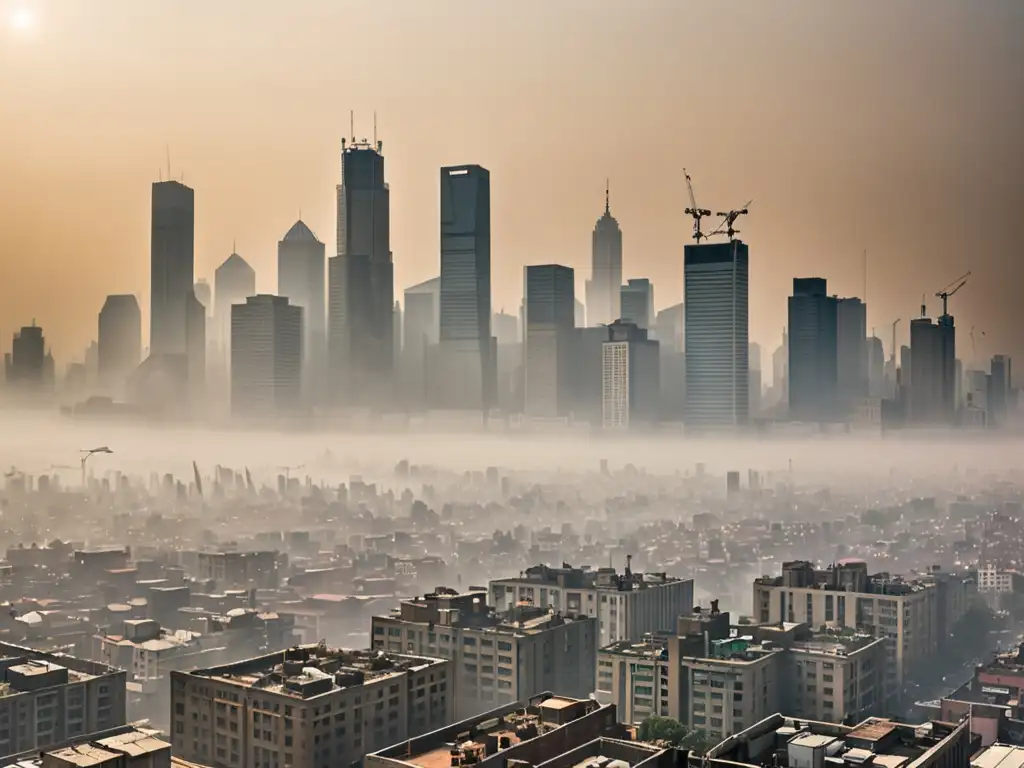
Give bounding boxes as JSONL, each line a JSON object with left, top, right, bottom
{"left": 708, "top": 200, "right": 753, "bottom": 241}
{"left": 683, "top": 169, "right": 711, "bottom": 243}
{"left": 935, "top": 271, "right": 970, "bottom": 317}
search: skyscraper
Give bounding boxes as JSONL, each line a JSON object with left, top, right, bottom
{"left": 278, "top": 220, "right": 326, "bottom": 398}
{"left": 214, "top": 251, "right": 256, "bottom": 365}
{"left": 908, "top": 315, "right": 955, "bottom": 425}
{"left": 684, "top": 241, "right": 749, "bottom": 428}
{"left": 836, "top": 297, "right": 867, "bottom": 412}
{"left": 231, "top": 295, "right": 303, "bottom": 417}
{"left": 150, "top": 180, "right": 194, "bottom": 356}
{"left": 98, "top": 294, "right": 141, "bottom": 393}
{"left": 989, "top": 354, "right": 1012, "bottom": 427}
{"left": 787, "top": 277, "right": 838, "bottom": 422}
{"left": 4, "top": 324, "right": 47, "bottom": 389}
{"left": 601, "top": 320, "right": 659, "bottom": 429}
{"left": 524, "top": 264, "right": 576, "bottom": 419}
{"left": 620, "top": 278, "right": 654, "bottom": 330}
{"left": 586, "top": 184, "right": 622, "bottom": 328}
{"left": 330, "top": 136, "right": 393, "bottom": 408}
{"left": 402, "top": 277, "right": 440, "bottom": 408}
{"left": 436, "top": 164, "right": 493, "bottom": 412}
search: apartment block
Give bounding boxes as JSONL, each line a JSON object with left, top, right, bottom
{"left": 371, "top": 589, "right": 596, "bottom": 720}
{"left": 0, "top": 642, "right": 126, "bottom": 758}
{"left": 366, "top": 692, "right": 625, "bottom": 768}
{"left": 753, "top": 560, "right": 948, "bottom": 704}
{"left": 596, "top": 639, "right": 671, "bottom": 725}
{"left": 169, "top": 646, "right": 451, "bottom": 768}
{"left": 489, "top": 562, "right": 692, "bottom": 647}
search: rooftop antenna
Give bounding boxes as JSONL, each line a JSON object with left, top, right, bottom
{"left": 350, "top": 110, "right": 355, "bottom": 144}
{"left": 373, "top": 110, "right": 377, "bottom": 146}
{"left": 605, "top": 178, "right": 610, "bottom": 215}
{"left": 920, "top": 294, "right": 926, "bottom": 318}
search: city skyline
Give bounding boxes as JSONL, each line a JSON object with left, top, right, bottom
{"left": 1, "top": 1, "right": 1021, "bottom": 365}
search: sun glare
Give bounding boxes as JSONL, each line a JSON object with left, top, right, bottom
{"left": 10, "top": 7, "right": 36, "bottom": 33}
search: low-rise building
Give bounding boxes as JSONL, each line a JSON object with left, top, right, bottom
{"left": 366, "top": 692, "right": 626, "bottom": 768}
{"left": 596, "top": 639, "right": 671, "bottom": 725}
{"left": 170, "top": 645, "right": 451, "bottom": 768}
{"left": 372, "top": 588, "right": 597, "bottom": 719}
{"left": 0, "top": 641, "right": 127, "bottom": 758}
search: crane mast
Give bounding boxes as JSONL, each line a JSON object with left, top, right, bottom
{"left": 935, "top": 271, "right": 971, "bottom": 317}
{"left": 683, "top": 169, "right": 711, "bottom": 243}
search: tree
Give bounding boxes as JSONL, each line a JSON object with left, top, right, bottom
{"left": 637, "top": 717, "right": 713, "bottom": 753}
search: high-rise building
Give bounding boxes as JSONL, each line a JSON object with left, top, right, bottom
{"left": 401, "top": 277, "right": 440, "bottom": 409}
{"left": 371, "top": 589, "right": 597, "bottom": 720}
{"left": 97, "top": 295, "right": 141, "bottom": 393}
{"left": 330, "top": 137, "right": 394, "bottom": 409}
{"left": 989, "top": 354, "right": 1012, "bottom": 426}
{"left": 525, "top": 264, "right": 576, "bottom": 419}
{"left": 490, "top": 563, "right": 693, "bottom": 649}
{"left": 149, "top": 180, "right": 194, "bottom": 356}
{"left": 5, "top": 323, "right": 47, "bottom": 388}
{"left": 657, "top": 302, "right": 686, "bottom": 421}
{"left": 601, "top": 320, "right": 659, "bottom": 429}
{"left": 655, "top": 303, "right": 685, "bottom": 355}
{"left": 836, "top": 297, "right": 867, "bottom": 412}
{"left": 909, "top": 315, "right": 956, "bottom": 425}
{"left": 788, "top": 277, "right": 838, "bottom": 422}
{"left": 749, "top": 341, "right": 762, "bottom": 418}
{"left": 186, "top": 289, "right": 206, "bottom": 395}
{"left": 230, "top": 295, "right": 303, "bottom": 417}
{"left": 867, "top": 334, "right": 885, "bottom": 398}
{"left": 171, "top": 646, "right": 451, "bottom": 768}
{"left": 214, "top": 251, "right": 256, "bottom": 365}
{"left": 574, "top": 297, "right": 585, "bottom": 327}
{"left": 620, "top": 278, "right": 654, "bottom": 330}
{"left": 278, "top": 220, "right": 326, "bottom": 399}
{"left": 586, "top": 185, "right": 622, "bottom": 328}
{"left": 436, "top": 164, "right": 493, "bottom": 412}
{"left": 684, "top": 241, "right": 749, "bottom": 428}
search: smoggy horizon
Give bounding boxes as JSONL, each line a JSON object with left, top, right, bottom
{"left": 1, "top": 0, "right": 1022, "bottom": 367}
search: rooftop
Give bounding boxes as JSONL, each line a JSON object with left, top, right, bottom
{"left": 973, "top": 744, "right": 1024, "bottom": 768}
{"left": 186, "top": 645, "right": 444, "bottom": 700}
{"left": 492, "top": 563, "right": 688, "bottom": 593}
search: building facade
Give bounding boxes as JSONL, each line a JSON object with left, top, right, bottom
{"left": 150, "top": 180, "right": 195, "bottom": 357}
{"left": 788, "top": 278, "right": 838, "bottom": 422}
{"left": 230, "top": 295, "right": 303, "bottom": 418}
{"left": 601, "top": 321, "right": 659, "bottom": 429}
{"left": 170, "top": 646, "right": 450, "bottom": 768}
{"left": 909, "top": 316, "right": 956, "bottom": 425}
{"left": 585, "top": 187, "right": 622, "bottom": 329}
{"left": 97, "top": 295, "right": 141, "bottom": 394}
{"left": 436, "top": 165, "right": 493, "bottom": 412}
{"left": 213, "top": 252, "right": 256, "bottom": 368}
{"left": 620, "top": 279, "right": 654, "bottom": 330}
{"left": 524, "top": 265, "right": 576, "bottom": 419}
{"left": 277, "top": 220, "right": 326, "bottom": 402}
{"left": 684, "top": 241, "right": 749, "bottom": 428}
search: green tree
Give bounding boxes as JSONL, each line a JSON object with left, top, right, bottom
{"left": 638, "top": 717, "right": 714, "bottom": 753}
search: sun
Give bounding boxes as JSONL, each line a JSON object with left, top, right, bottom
{"left": 9, "top": 7, "right": 36, "bottom": 33}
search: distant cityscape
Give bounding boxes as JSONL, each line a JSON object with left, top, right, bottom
{"left": 0, "top": 132, "right": 1017, "bottom": 432}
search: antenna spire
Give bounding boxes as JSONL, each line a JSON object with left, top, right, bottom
{"left": 605, "top": 179, "right": 610, "bottom": 215}
{"left": 350, "top": 110, "right": 354, "bottom": 143}
{"left": 373, "top": 111, "right": 377, "bottom": 146}
{"left": 233, "top": 238, "right": 236, "bottom": 255}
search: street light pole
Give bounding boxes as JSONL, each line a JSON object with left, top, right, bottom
{"left": 80, "top": 446, "right": 113, "bottom": 489}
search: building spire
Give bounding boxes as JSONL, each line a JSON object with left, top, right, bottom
{"left": 605, "top": 178, "right": 610, "bottom": 215}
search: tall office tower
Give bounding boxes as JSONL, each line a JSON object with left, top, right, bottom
{"left": 867, "top": 335, "right": 885, "bottom": 398}
{"left": 402, "top": 277, "right": 440, "bottom": 408}
{"left": 989, "top": 354, "right": 1012, "bottom": 426}
{"left": 525, "top": 264, "right": 576, "bottom": 419}
{"left": 330, "top": 136, "right": 393, "bottom": 408}
{"left": 909, "top": 315, "right": 956, "bottom": 424}
{"left": 900, "top": 344, "right": 912, "bottom": 389}
{"left": 656, "top": 302, "right": 684, "bottom": 355}
{"left": 185, "top": 289, "right": 206, "bottom": 393}
{"left": 769, "top": 328, "right": 789, "bottom": 412}
{"left": 97, "top": 295, "right": 141, "bottom": 392}
{"left": 193, "top": 279, "right": 211, "bottom": 317}
{"left": 494, "top": 310, "right": 523, "bottom": 414}
{"left": 601, "top": 320, "right": 660, "bottom": 429}
{"left": 787, "top": 277, "right": 838, "bottom": 422}
{"left": 230, "top": 295, "right": 303, "bottom": 417}
{"left": 585, "top": 184, "right": 622, "bottom": 327}
{"left": 4, "top": 324, "right": 46, "bottom": 387}
{"left": 150, "top": 180, "right": 195, "bottom": 356}
{"left": 620, "top": 278, "right": 654, "bottom": 329}
{"left": 493, "top": 311, "right": 518, "bottom": 346}
{"left": 213, "top": 251, "right": 256, "bottom": 362}
{"left": 655, "top": 302, "right": 685, "bottom": 421}
{"left": 278, "top": 220, "right": 326, "bottom": 399}
{"left": 749, "top": 341, "right": 762, "bottom": 417}
{"left": 683, "top": 241, "right": 749, "bottom": 428}
{"left": 574, "top": 297, "right": 585, "bottom": 327}
{"left": 836, "top": 297, "right": 867, "bottom": 412}
{"left": 437, "top": 164, "right": 493, "bottom": 412}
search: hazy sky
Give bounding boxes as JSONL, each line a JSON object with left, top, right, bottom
{"left": 1, "top": 0, "right": 1021, "bottom": 369}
